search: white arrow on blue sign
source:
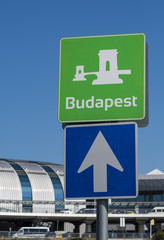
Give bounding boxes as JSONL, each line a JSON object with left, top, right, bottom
{"left": 64, "top": 122, "right": 138, "bottom": 199}
{"left": 78, "top": 131, "right": 124, "bottom": 193}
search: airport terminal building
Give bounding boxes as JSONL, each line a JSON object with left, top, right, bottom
{"left": 0, "top": 158, "right": 164, "bottom": 234}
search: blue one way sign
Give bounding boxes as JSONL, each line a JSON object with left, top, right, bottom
{"left": 64, "top": 122, "right": 138, "bottom": 199}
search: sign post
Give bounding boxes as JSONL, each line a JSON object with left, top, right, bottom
{"left": 97, "top": 199, "right": 108, "bottom": 240}
{"left": 150, "top": 219, "right": 155, "bottom": 238}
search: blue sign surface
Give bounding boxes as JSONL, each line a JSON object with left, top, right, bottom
{"left": 64, "top": 122, "right": 138, "bottom": 199}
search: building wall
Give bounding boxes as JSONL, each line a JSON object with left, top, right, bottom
{"left": 0, "top": 159, "right": 64, "bottom": 213}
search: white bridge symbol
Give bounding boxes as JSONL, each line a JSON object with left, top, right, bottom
{"left": 73, "top": 49, "right": 131, "bottom": 85}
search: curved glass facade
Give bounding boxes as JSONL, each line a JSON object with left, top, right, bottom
{"left": 41, "top": 165, "right": 64, "bottom": 211}
{"left": 19, "top": 175, "right": 32, "bottom": 201}
{"left": 0, "top": 159, "right": 64, "bottom": 213}
{"left": 7, "top": 161, "right": 32, "bottom": 212}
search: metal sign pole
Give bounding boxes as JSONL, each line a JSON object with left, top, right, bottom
{"left": 96, "top": 199, "right": 108, "bottom": 240}
{"left": 150, "top": 220, "right": 152, "bottom": 238}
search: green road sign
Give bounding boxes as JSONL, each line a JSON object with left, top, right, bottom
{"left": 58, "top": 33, "right": 146, "bottom": 123}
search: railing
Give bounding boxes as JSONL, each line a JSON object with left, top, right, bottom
{"left": 0, "top": 231, "right": 151, "bottom": 239}
{"left": 0, "top": 200, "right": 164, "bottom": 213}
{"left": 0, "top": 231, "right": 56, "bottom": 238}
{"left": 0, "top": 199, "right": 163, "bottom": 214}
{"left": 0, "top": 206, "right": 154, "bottom": 214}
{"left": 108, "top": 232, "right": 150, "bottom": 239}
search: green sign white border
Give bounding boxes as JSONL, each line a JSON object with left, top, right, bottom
{"left": 58, "top": 33, "right": 146, "bottom": 124}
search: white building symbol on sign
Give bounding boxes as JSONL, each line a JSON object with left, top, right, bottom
{"left": 73, "top": 49, "right": 131, "bottom": 85}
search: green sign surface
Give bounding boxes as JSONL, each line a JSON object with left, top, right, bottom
{"left": 58, "top": 33, "right": 146, "bottom": 123}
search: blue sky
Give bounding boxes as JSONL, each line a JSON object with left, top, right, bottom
{"left": 0, "top": 0, "right": 163, "bottom": 174}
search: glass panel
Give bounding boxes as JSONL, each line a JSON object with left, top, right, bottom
{"left": 135, "top": 194, "right": 145, "bottom": 202}
{"left": 145, "top": 194, "right": 149, "bottom": 201}
{"left": 24, "top": 229, "right": 28, "bottom": 234}
{"left": 6, "top": 161, "right": 33, "bottom": 212}
{"left": 30, "top": 229, "right": 39, "bottom": 233}
{"left": 41, "top": 165, "right": 54, "bottom": 174}
{"left": 51, "top": 176, "right": 64, "bottom": 210}
{"left": 153, "top": 194, "right": 162, "bottom": 202}
{"left": 8, "top": 162, "right": 23, "bottom": 171}
{"left": 22, "top": 204, "right": 32, "bottom": 212}
{"left": 41, "top": 165, "right": 64, "bottom": 210}
{"left": 40, "top": 229, "right": 47, "bottom": 232}
{"left": 19, "top": 175, "right": 32, "bottom": 201}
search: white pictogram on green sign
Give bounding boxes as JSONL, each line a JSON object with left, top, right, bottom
{"left": 73, "top": 49, "right": 131, "bottom": 85}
